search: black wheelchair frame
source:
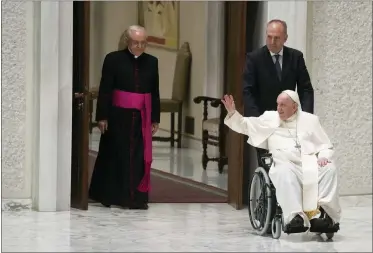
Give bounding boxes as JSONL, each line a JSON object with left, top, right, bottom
{"left": 248, "top": 152, "right": 338, "bottom": 240}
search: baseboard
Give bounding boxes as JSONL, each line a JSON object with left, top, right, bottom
{"left": 2, "top": 198, "right": 32, "bottom": 211}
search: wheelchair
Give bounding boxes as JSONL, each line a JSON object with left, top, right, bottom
{"left": 248, "top": 152, "right": 340, "bottom": 240}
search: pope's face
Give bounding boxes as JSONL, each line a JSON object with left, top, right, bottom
{"left": 277, "top": 93, "right": 297, "bottom": 120}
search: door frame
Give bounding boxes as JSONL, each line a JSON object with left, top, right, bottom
{"left": 69, "top": 1, "right": 249, "bottom": 210}
{"left": 70, "top": 1, "right": 90, "bottom": 210}
{"left": 224, "top": 1, "right": 248, "bottom": 210}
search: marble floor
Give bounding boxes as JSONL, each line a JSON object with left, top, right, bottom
{"left": 89, "top": 128, "right": 228, "bottom": 190}
{"left": 2, "top": 195, "right": 372, "bottom": 252}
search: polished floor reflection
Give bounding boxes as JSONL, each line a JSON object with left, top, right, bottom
{"left": 90, "top": 128, "right": 228, "bottom": 190}
{"left": 2, "top": 195, "right": 372, "bottom": 252}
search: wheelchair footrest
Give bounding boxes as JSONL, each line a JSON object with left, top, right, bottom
{"left": 284, "top": 225, "right": 309, "bottom": 234}
{"left": 310, "top": 223, "right": 340, "bottom": 233}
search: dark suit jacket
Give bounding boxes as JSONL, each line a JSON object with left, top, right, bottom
{"left": 242, "top": 46, "right": 314, "bottom": 117}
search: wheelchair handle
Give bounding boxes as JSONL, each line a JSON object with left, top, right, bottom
{"left": 260, "top": 153, "right": 273, "bottom": 167}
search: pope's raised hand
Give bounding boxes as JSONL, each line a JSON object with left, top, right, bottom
{"left": 221, "top": 94, "right": 236, "bottom": 114}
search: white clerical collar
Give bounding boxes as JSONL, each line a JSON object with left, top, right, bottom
{"left": 128, "top": 48, "right": 141, "bottom": 58}
{"left": 283, "top": 112, "right": 298, "bottom": 123}
{"left": 269, "top": 47, "right": 283, "bottom": 57}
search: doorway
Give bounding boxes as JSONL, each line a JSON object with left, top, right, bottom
{"left": 69, "top": 1, "right": 259, "bottom": 210}
{"left": 224, "top": 1, "right": 259, "bottom": 209}
{"left": 73, "top": 1, "right": 230, "bottom": 208}
{"left": 70, "top": 1, "right": 90, "bottom": 210}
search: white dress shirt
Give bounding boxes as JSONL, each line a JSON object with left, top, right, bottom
{"left": 269, "top": 47, "right": 283, "bottom": 69}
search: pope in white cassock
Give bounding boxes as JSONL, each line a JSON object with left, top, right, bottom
{"left": 222, "top": 90, "right": 341, "bottom": 232}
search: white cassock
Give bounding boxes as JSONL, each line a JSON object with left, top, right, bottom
{"left": 224, "top": 109, "right": 342, "bottom": 227}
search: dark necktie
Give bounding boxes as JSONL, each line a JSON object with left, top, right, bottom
{"left": 274, "top": 54, "right": 282, "bottom": 81}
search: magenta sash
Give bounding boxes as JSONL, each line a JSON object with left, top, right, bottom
{"left": 112, "top": 90, "right": 152, "bottom": 193}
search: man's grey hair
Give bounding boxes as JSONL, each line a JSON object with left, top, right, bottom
{"left": 267, "top": 19, "right": 288, "bottom": 35}
{"left": 118, "top": 25, "right": 147, "bottom": 50}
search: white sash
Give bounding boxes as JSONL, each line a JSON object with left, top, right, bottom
{"left": 301, "top": 154, "right": 319, "bottom": 213}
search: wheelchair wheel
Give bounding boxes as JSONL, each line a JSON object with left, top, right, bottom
{"left": 248, "top": 167, "right": 273, "bottom": 236}
{"left": 271, "top": 216, "right": 282, "bottom": 239}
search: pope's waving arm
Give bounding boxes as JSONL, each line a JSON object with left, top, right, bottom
{"left": 222, "top": 95, "right": 275, "bottom": 148}
{"left": 222, "top": 94, "right": 251, "bottom": 135}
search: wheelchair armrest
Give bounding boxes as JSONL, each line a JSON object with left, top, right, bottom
{"left": 260, "top": 153, "right": 272, "bottom": 158}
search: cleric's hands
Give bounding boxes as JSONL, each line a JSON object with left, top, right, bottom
{"left": 98, "top": 120, "right": 108, "bottom": 134}
{"left": 152, "top": 123, "right": 159, "bottom": 135}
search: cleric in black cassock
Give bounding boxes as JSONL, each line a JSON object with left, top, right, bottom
{"left": 89, "top": 25, "right": 160, "bottom": 210}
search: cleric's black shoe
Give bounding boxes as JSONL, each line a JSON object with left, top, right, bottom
{"left": 101, "top": 202, "right": 111, "bottom": 208}
{"left": 129, "top": 203, "right": 149, "bottom": 210}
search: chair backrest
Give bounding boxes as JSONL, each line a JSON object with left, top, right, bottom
{"left": 171, "top": 42, "right": 192, "bottom": 101}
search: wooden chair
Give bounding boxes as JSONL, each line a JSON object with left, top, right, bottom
{"left": 152, "top": 42, "right": 192, "bottom": 148}
{"left": 193, "top": 96, "right": 228, "bottom": 173}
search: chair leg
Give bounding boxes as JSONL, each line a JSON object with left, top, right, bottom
{"left": 218, "top": 128, "right": 225, "bottom": 174}
{"left": 170, "top": 113, "right": 175, "bottom": 147}
{"left": 202, "top": 130, "right": 208, "bottom": 170}
{"left": 89, "top": 99, "right": 93, "bottom": 134}
{"left": 218, "top": 162, "right": 224, "bottom": 174}
{"left": 177, "top": 107, "right": 182, "bottom": 148}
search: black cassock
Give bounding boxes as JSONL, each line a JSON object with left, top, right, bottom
{"left": 89, "top": 49, "right": 160, "bottom": 209}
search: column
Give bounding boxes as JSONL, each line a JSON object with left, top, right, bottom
{"left": 204, "top": 1, "right": 225, "bottom": 118}
{"left": 35, "top": 1, "right": 60, "bottom": 211}
{"left": 32, "top": 1, "right": 73, "bottom": 211}
{"left": 56, "top": 1, "right": 73, "bottom": 211}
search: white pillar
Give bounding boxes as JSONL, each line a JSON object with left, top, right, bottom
{"left": 267, "top": 1, "right": 308, "bottom": 57}
{"left": 56, "top": 2, "right": 73, "bottom": 211}
{"left": 35, "top": 1, "right": 60, "bottom": 211}
{"left": 32, "top": 1, "right": 73, "bottom": 211}
{"left": 204, "top": 1, "right": 225, "bottom": 118}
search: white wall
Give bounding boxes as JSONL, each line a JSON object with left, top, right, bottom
{"left": 2, "top": 1, "right": 32, "bottom": 209}
{"left": 308, "top": 1, "right": 372, "bottom": 195}
{"left": 2, "top": 1, "right": 74, "bottom": 211}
